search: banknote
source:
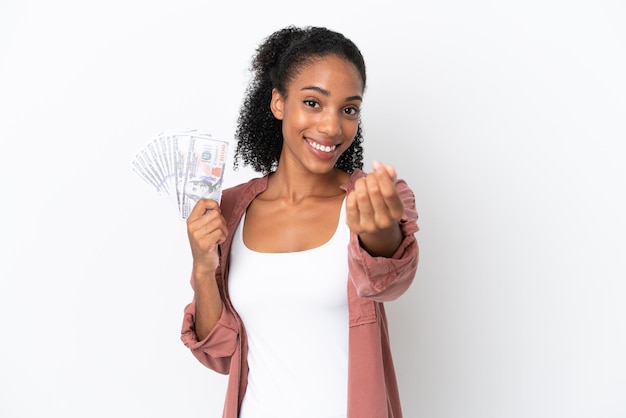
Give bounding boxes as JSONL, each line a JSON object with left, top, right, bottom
{"left": 132, "top": 128, "right": 229, "bottom": 219}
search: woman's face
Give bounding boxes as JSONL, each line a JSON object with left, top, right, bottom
{"left": 270, "top": 54, "right": 364, "bottom": 175}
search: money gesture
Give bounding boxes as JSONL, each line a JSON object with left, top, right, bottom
{"left": 346, "top": 160, "right": 404, "bottom": 257}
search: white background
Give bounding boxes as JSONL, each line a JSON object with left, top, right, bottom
{"left": 1, "top": 1, "right": 625, "bottom": 417}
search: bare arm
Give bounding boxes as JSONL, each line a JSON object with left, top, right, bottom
{"left": 186, "top": 199, "right": 229, "bottom": 340}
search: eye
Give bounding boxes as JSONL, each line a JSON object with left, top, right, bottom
{"left": 344, "top": 106, "right": 360, "bottom": 117}
{"left": 303, "top": 99, "right": 320, "bottom": 108}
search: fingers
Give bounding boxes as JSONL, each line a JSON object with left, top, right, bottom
{"left": 194, "top": 210, "right": 228, "bottom": 245}
{"left": 346, "top": 161, "right": 404, "bottom": 233}
{"left": 364, "top": 161, "right": 404, "bottom": 220}
{"left": 187, "top": 198, "right": 221, "bottom": 222}
{"left": 372, "top": 160, "right": 397, "bottom": 184}
{"left": 187, "top": 199, "right": 228, "bottom": 253}
{"left": 345, "top": 190, "right": 360, "bottom": 228}
{"left": 371, "top": 160, "right": 398, "bottom": 201}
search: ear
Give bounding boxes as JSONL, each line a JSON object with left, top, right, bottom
{"left": 270, "top": 88, "right": 284, "bottom": 120}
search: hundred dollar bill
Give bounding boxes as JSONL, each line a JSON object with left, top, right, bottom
{"left": 177, "top": 133, "right": 228, "bottom": 219}
{"left": 132, "top": 128, "right": 229, "bottom": 219}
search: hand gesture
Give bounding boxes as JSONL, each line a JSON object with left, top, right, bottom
{"left": 346, "top": 160, "right": 404, "bottom": 256}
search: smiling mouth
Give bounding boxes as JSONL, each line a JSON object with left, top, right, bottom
{"left": 307, "top": 139, "right": 337, "bottom": 153}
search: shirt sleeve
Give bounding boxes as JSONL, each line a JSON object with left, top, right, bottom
{"left": 347, "top": 179, "right": 419, "bottom": 301}
{"left": 180, "top": 272, "right": 240, "bottom": 375}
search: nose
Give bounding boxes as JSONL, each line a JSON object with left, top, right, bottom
{"left": 317, "top": 109, "right": 342, "bottom": 137}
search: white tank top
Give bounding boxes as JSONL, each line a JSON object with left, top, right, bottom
{"left": 228, "top": 198, "right": 350, "bottom": 418}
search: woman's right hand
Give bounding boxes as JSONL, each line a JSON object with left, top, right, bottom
{"left": 186, "top": 199, "right": 229, "bottom": 278}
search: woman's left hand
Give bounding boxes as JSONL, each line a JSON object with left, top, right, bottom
{"left": 346, "top": 160, "right": 404, "bottom": 257}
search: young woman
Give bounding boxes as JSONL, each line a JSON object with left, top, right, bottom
{"left": 181, "top": 25, "right": 419, "bottom": 418}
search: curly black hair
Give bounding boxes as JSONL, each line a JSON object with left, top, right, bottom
{"left": 233, "top": 26, "right": 367, "bottom": 175}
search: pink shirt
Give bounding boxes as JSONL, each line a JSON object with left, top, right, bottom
{"left": 181, "top": 169, "right": 420, "bottom": 418}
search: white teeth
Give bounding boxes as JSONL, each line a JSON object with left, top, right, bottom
{"left": 308, "top": 140, "right": 336, "bottom": 153}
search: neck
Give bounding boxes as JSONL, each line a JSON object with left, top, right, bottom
{"left": 266, "top": 165, "right": 349, "bottom": 204}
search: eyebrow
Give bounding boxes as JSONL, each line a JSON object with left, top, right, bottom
{"left": 301, "top": 85, "right": 362, "bottom": 102}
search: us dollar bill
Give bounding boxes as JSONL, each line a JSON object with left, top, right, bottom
{"left": 132, "top": 128, "right": 229, "bottom": 219}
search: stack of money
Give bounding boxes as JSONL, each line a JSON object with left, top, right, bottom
{"left": 132, "top": 128, "right": 229, "bottom": 219}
